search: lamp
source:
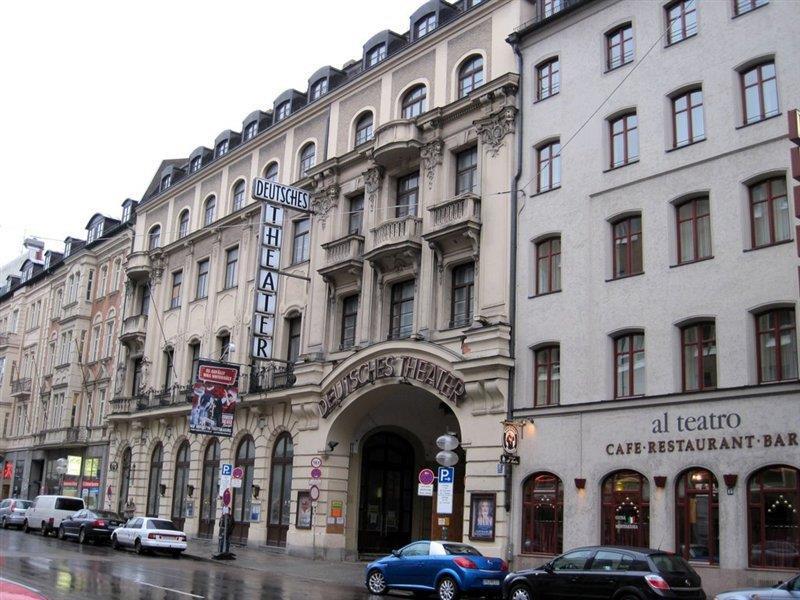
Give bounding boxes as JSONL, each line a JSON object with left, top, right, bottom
{"left": 328, "top": 441, "right": 339, "bottom": 453}
{"left": 186, "top": 484, "right": 194, "bottom": 498}
{"left": 654, "top": 476, "right": 667, "bottom": 488}
{"left": 159, "top": 483, "right": 167, "bottom": 497}
{"left": 253, "top": 484, "right": 261, "bottom": 499}
{"left": 574, "top": 478, "right": 586, "bottom": 490}
{"left": 723, "top": 473, "right": 738, "bottom": 495}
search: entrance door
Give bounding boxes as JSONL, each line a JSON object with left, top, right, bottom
{"left": 198, "top": 439, "right": 219, "bottom": 539}
{"left": 266, "top": 433, "right": 294, "bottom": 547}
{"left": 358, "top": 432, "right": 414, "bottom": 554}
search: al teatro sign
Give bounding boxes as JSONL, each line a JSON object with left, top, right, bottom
{"left": 319, "top": 355, "right": 466, "bottom": 418}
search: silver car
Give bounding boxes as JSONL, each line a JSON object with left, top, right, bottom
{"left": 714, "top": 573, "right": 800, "bottom": 599}
{"left": 0, "top": 499, "right": 33, "bottom": 529}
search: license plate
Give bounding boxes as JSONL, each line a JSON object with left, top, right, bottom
{"left": 483, "top": 580, "right": 500, "bottom": 586}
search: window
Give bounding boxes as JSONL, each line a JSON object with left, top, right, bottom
{"left": 163, "top": 348, "right": 174, "bottom": 389}
{"left": 610, "top": 113, "right": 639, "bottom": 168}
{"left": 672, "top": 89, "right": 704, "bottom": 147}
{"left": 232, "top": 181, "right": 246, "bottom": 211}
{"left": 602, "top": 471, "right": 650, "bottom": 547}
{"left": 170, "top": 271, "right": 182, "bottom": 309}
{"left": 534, "top": 346, "right": 560, "bottom": 406}
{"left": 750, "top": 177, "right": 790, "bottom": 248}
{"left": 104, "top": 319, "right": 114, "bottom": 357}
{"left": 666, "top": 0, "right": 697, "bottom": 44}
{"left": 681, "top": 322, "right": 717, "bottom": 391}
{"left": 99, "top": 266, "right": 108, "bottom": 297}
{"left": 161, "top": 174, "right": 171, "bottom": 191}
{"left": 451, "top": 263, "right": 475, "bottom": 328}
{"left": 552, "top": 550, "right": 593, "bottom": 571}
{"left": 232, "top": 436, "right": 255, "bottom": 538}
{"left": 747, "top": 465, "right": 800, "bottom": 568}
{"left": 244, "top": 121, "right": 258, "bottom": 141}
{"left": 458, "top": 55, "right": 484, "bottom": 98}
{"left": 224, "top": 247, "right": 238, "bottom": 289}
{"left": 756, "top": 308, "right": 797, "bottom": 383}
{"left": 196, "top": 259, "right": 209, "bottom": 300}
{"left": 415, "top": 13, "right": 436, "bottom": 38}
{"left": 171, "top": 441, "right": 190, "bottom": 525}
{"left": 341, "top": 295, "right": 359, "bottom": 350}
{"left": 85, "top": 269, "right": 94, "bottom": 301}
{"left": 299, "top": 143, "right": 316, "bottom": 178}
{"left": 140, "top": 284, "right": 150, "bottom": 316}
{"left": 614, "top": 332, "right": 645, "bottom": 397}
{"left": 676, "top": 468, "right": 718, "bottom": 564}
{"left": 612, "top": 215, "right": 643, "bottom": 278}
{"left": 735, "top": 0, "right": 768, "bottom": 16}
{"left": 535, "top": 237, "right": 561, "bottom": 295}
{"left": 543, "top": 0, "right": 565, "bottom": 17}
{"left": 287, "top": 316, "right": 302, "bottom": 362}
{"left": 741, "top": 62, "right": 778, "bottom": 125}
{"left": 355, "top": 112, "right": 374, "bottom": 146}
{"left": 292, "top": 219, "right": 311, "bottom": 264}
{"left": 310, "top": 78, "right": 328, "bottom": 101}
{"left": 401, "top": 85, "right": 427, "bottom": 119}
{"left": 148, "top": 226, "right": 161, "bottom": 250}
{"left": 266, "top": 433, "right": 294, "bottom": 547}
{"left": 91, "top": 325, "right": 101, "bottom": 361}
{"left": 217, "top": 333, "right": 231, "bottom": 361}
{"left": 455, "top": 147, "right": 478, "bottom": 195}
{"left": 676, "top": 197, "right": 711, "bottom": 263}
{"left": 178, "top": 210, "right": 190, "bottom": 238}
{"left": 122, "top": 204, "right": 132, "bottom": 222}
{"left": 264, "top": 162, "right": 279, "bottom": 182}
{"left": 203, "top": 196, "right": 216, "bottom": 226}
{"left": 111, "top": 259, "right": 120, "bottom": 291}
{"left": 216, "top": 140, "right": 229, "bottom": 158}
{"left": 146, "top": 443, "right": 163, "bottom": 517}
{"left": 366, "top": 43, "right": 386, "bottom": 67}
{"left": 606, "top": 24, "right": 634, "bottom": 70}
{"left": 199, "top": 439, "right": 219, "bottom": 538}
{"left": 276, "top": 101, "right": 291, "bottom": 122}
{"left": 537, "top": 141, "right": 561, "bottom": 192}
{"left": 189, "top": 342, "right": 200, "bottom": 383}
{"left": 190, "top": 156, "right": 202, "bottom": 173}
{"left": 522, "top": 473, "right": 563, "bottom": 554}
{"left": 390, "top": 280, "right": 415, "bottom": 340}
{"left": 396, "top": 172, "right": 420, "bottom": 218}
{"left": 348, "top": 195, "right": 364, "bottom": 235}
{"left": 536, "top": 58, "right": 560, "bottom": 100}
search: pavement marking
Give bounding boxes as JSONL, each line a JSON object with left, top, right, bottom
{"left": 137, "top": 581, "right": 205, "bottom": 598}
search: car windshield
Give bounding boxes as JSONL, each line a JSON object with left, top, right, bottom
{"left": 147, "top": 519, "right": 178, "bottom": 531}
{"left": 443, "top": 543, "right": 482, "bottom": 556}
{"left": 14, "top": 500, "right": 32, "bottom": 508}
{"left": 651, "top": 553, "right": 691, "bottom": 573}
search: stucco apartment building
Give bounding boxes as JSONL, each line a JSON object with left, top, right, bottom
{"left": 509, "top": 0, "right": 799, "bottom": 592}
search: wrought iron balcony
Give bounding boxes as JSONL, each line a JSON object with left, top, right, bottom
{"left": 319, "top": 234, "right": 364, "bottom": 285}
{"left": 246, "top": 362, "right": 296, "bottom": 395}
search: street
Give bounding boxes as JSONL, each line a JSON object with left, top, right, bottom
{"left": 0, "top": 529, "right": 378, "bottom": 600}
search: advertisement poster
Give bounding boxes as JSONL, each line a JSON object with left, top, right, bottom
{"left": 469, "top": 493, "right": 496, "bottom": 542}
{"left": 296, "top": 491, "right": 312, "bottom": 529}
{"left": 189, "top": 360, "right": 240, "bottom": 437}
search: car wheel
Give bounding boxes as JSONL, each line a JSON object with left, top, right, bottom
{"left": 171, "top": 550, "right": 182, "bottom": 559}
{"left": 58, "top": 525, "right": 67, "bottom": 540}
{"left": 111, "top": 535, "right": 120, "bottom": 551}
{"left": 509, "top": 584, "right": 533, "bottom": 600}
{"left": 437, "top": 576, "right": 460, "bottom": 600}
{"left": 134, "top": 538, "right": 145, "bottom": 555}
{"left": 366, "top": 569, "right": 387, "bottom": 595}
{"left": 78, "top": 528, "right": 88, "bottom": 544}
{"left": 23, "top": 520, "right": 30, "bottom": 534}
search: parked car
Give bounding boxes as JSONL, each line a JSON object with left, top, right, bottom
{"left": 0, "top": 577, "right": 48, "bottom": 600}
{"left": 110, "top": 517, "right": 187, "bottom": 557}
{"left": 714, "top": 573, "right": 800, "bottom": 599}
{"left": 0, "top": 499, "right": 33, "bottom": 529}
{"left": 365, "top": 540, "right": 508, "bottom": 600}
{"left": 502, "top": 546, "right": 706, "bottom": 600}
{"left": 58, "top": 509, "right": 124, "bottom": 544}
{"left": 23, "top": 495, "right": 84, "bottom": 536}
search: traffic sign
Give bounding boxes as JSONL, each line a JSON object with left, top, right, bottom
{"left": 222, "top": 489, "right": 231, "bottom": 507}
{"left": 232, "top": 467, "right": 244, "bottom": 480}
{"left": 221, "top": 464, "right": 232, "bottom": 476}
{"left": 419, "top": 468, "right": 435, "bottom": 485}
{"left": 438, "top": 467, "right": 454, "bottom": 484}
{"left": 437, "top": 467, "right": 454, "bottom": 515}
{"left": 418, "top": 483, "right": 434, "bottom": 497}
{"left": 310, "top": 468, "right": 322, "bottom": 480}
{"left": 309, "top": 484, "right": 320, "bottom": 501}
{"left": 310, "top": 457, "right": 322, "bottom": 468}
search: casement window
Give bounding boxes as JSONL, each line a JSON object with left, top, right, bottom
{"left": 286, "top": 317, "right": 302, "bottom": 362}
{"left": 756, "top": 308, "right": 797, "bottom": 383}
{"left": 536, "top": 58, "right": 560, "bottom": 100}
{"left": 609, "top": 113, "right": 639, "bottom": 168}
{"left": 189, "top": 343, "right": 200, "bottom": 383}
{"left": 91, "top": 325, "right": 101, "bottom": 361}
{"left": 666, "top": 0, "right": 697, "bottom": 44}
{"left": 232, "top": 181, "right": 246, "bottom": 211}
{"left": 455, "top": 147, "right": 478, "bottom": 195}
{"left": 275, "top": 101, "right": 291, "bottom": 122}
{"left": 366, "top": 43, "right": 386, "bottom": 67}
{"left": 224, "top": 247, "right": 239, "bottom": 289}
{"left": 264, "top": 162, "right": 279, "bottom": 182}
{"left": 676, "top": 197, "right": 711, "bottom": 263}
{"left": 85, "top": 270, "right": 94, "bottom": 301}
{"left": 196, "top": 259, "right": 209, "bottom": 300}
{"left": 389, "top": 280, "right": 415, "bottom": 340}
{"left": 458, "top": 55, "right": 484, "bottom": 98}
{"left": 216, "top": 140, "right": 229, "bottom": 158}
{"left": 749, "top": 177, "right": 790, "bottom": 248}
{"left": 415, "top": 13, "right": 436, "bottom": 38}
{"left": 741, "top": 62, "right": 778, "bottom": 125}
{"left": 299, "top": 143, "right": 316, "bottom": 178}
{"left": 534, "top": 346, "right": 560, "bottom": 406}
{"left": 139, "top": 284, "right": 150, "bottom": 316}
{"left": 681, "top": 321, "right": 717, "bottom": 391}
{"left": 340, "top": 295, "right": 359, "bottom": 350}
{"left": 612, "top": 215, "right": 643, "bottom": 278}
{"left": 401, "top": 85, "right": 427, "bottom": 119}
{"left": 163, "top": 348, "right": 174, "bottom": 389}
{"left": 535, "top": 237, "right": 561, "bottom": 295}
{"left": 244, "top": 121, "right": 258, "bottom": 140}
{"left": 355, "top": 112, "right": 374, "bottom": 146}
{"left": 396, "top": 173, "right": 420, "bottom": 218}
{"left": 672, "top": 89, "right": 704, "bottom": 147}
{"left": 451, "top": 262, "right": 475, "bottom": 328}
{"left": 148, "top": 226, "right": 161, "bottom": 250}
{"left": 178, "top": 210, "right": 190, "bottom": 238}
{"left": 348, "top": 195, "right": 364, "bottom": 235}
{"left": 204, "top": 196, "right": 216, "bottom": 226}
{"left": 217, "top": 333, "right": 230, "bottom": 361}
{"left": 291, "top": 219, "right": 311, "bottom": 264}
{"left": 170, "top": 271, "right": 182, "bottom": 309}
{"left": 537, "top": 141, "right": 561, "bottom": 192}
{"left": 748, "top": 465, "right": 800, "bottom": 568}
{"left": 190, "top": 156, "right": 202, "bottom": 173}
{"left": 735, "top": 0, "right": 768, "bottom": 16}
{"left": 614, "top": 333, "right": 645, "bottom": 397}
{"left": 103, "top": 320, "right": 114, "bottom": 357}
{"left": 310, "top": 78, "right": 328, "bottom": 101}
{"left": 98, "top": 266, "right": 108, "bottom": 297}
{"left": 606, "top": 24, "right": 634, "bottom": 70}
{"left": 161, "top": 175, "right": 171, "bottom": 191}
{"left": 543, "top": 0, "right": 564, "bottom": 17}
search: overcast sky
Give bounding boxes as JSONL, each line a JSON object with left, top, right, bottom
{"left": 0, "top": 0, "right": 423, "bottom": 262}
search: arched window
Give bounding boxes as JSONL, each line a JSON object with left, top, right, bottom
{"left": 676, "top": 468, "right": 718, "bottom": 563}
{"left": 355, "top": 112, "right": 374, "bottom": 146}
{"left": 458, "top": 55, "right": 484, "bottom": 98}
{"left": 299, "top": 143, "right": 316, "bottom": 178}
{"left": 203, "top": 196, "right": 216, "bottom": 226}
{"left": 522, "top": 472, "right": 563, "bottom": 554}
{"left": 232, "top": 180, "right": 246, "bottom": 212}
{"left": 171, "top": 441, "right": 191, "bottom": 529}
{"left": 749, "top": 177, "right": 790, "bottom": 249}
{"left": 366, "top": 43, "right": 386, "bottom": 67}
{"left": 232, "top": 436, "right": 255, "bottom": 544}
{"left": 402, "top": 85, "right": 427, "bottom": 119}
{"left": 148, "top": 225, "right": 161, "bottom": 250}
{"left": 117, "top": 447, "right": 132, "bottom": 515}
{"left": 146, "top": 443, "right": 164, "bottom": 517}
{"left": 264, "top": 162, "right": 279, "bottom": 182}
{"left": 178, "top": 210, "right": 190, "bottom": 239}
{"left": 601, "top": 470, "right": 649, "bottom": 547}
{"left": 266, "top": 432, "right": 294, "bottom": 547}
{"left": 199, "top": 439, "right": 219, "bottom": 539}
{"left": 748, "top": 465, "right": 800, "bottom": 568}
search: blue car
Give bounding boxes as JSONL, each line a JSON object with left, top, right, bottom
{"left": 365, "top": 540, "right": 507, "bottom": 599}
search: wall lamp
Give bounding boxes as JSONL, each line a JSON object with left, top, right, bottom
{"left": 574, "top": 478, "right": 586, "bottom": 490}
{"left": 723, "top": 473, "right": 738, "bottom": 495}
{"left": 654, "top": 476, "right": 667, "bottom": 488}
{"left": 159, "top": 484, "right": 167, "bottom": 497}
{"left": 186, "top": 484, "right": 195, "bottom": 498}
{"left": 252, "top": 485, "right": 261, "bottom": 499}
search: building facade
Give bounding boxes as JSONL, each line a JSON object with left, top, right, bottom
{"left": 509, "top": 0, "right": 799, "bottom": 593}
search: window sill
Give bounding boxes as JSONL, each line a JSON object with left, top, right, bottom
{"left": 530, "top": 185, "right": 561, "bottom": 197}
{"left": 222, "top": 285, "right": 238, "bottom": 292}
{"left": 603, "top": 159, "right": 639, "bottom": 173}
{"left": 289, "top": 260, "right": 310, "bottom": 268}
{"left": 664, "top": 32, "right": 697, "bottom": 48}
{"left": 614, "top": 394, "right": 646, "bottom": 400}
{"left": 605, "top": 272, "right": 644, "bottom": 283}
{"left": 666, "top": 137, "right": 706, "bottom": 153}
{"left": 758, "top": 377, "right": 800, "bottom": 386}
{"left": 735, "top": 112, "right": 782, "bottom": 130}
{"left": 528, "top": 289, "right": 562, "bottom": 299}
{"left": 669, "top": 255, "right": 714, "bottom": 268}
{"left": 732, "top": 3, "right": 769, "bottom": 19}
{"left": 743, "top": 238, "right": 793, "bottom": 253}
{"left": 191, "top": 297, "right": 208, "bottom": 304}
{"left": 533, "top": 92, "right": 559, "bottom": 105}
{"left": 166, "top": 305, "right": 181, "bottom": 313}
{"left": 604, "top": 61, "right": 633, "bottom": 75}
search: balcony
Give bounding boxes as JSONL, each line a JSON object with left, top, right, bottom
{"left": 10, "top": 378, "right": 32, "bottom": 398}
{"left": 318, "top": 234, "right": 364, "bottom": 285}
{"left": 364, "top": 215, "right": 423, "bottom": 272}
{"left": 0, "top": 332, "right": 20, "bottom": 351}
{"left": 110, "top": 386, "right": 192, "bottom": 417}
{"left": 125, "top": 251, "right": 152, "bottom": 281}
{"left": 33, "top": 427, "right": 88, "bottom": 447}
{"left": 368, "top": 119, "right": 423, "bottom": 166}
{"left": 120, "top": 314, "right": 147, "bottom": 348}
{"left": 423, "top": 193, "right": 482, "bottom": 254}
{"left": 245, "top": 362, "right": 296, "bottom": 396}
{"left": 59, "top": 300, "right": 92, "bottom": 323}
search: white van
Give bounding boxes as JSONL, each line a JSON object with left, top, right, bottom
{"left": 24, "top": 495, "right": 85, "bottom": 536}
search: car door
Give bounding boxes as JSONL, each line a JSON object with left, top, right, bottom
{"left": 387, "top": 542, "right": 428, "bottom": 587}
{"left": 62, "top": 510, "right": 80, "bottom": 536}
{"left": 583, "top": 550, "right": 634, "bottom": 599}
{"left": 541, "top": 549, "right": 595, "bottom": 600}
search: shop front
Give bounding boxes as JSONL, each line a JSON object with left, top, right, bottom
{"left": 40, "top": 445, "right": 107, "bottom": 509}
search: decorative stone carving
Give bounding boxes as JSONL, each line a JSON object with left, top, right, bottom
{"left": 364, "top": 166, "right": 383, "bottom": 213}
{"left": 421, "top": 139, "right": 444, "bottom": 190}
{"left": 474, "top": 106, "right": 517, "bottom": 157}
{"left": 312, "top": 184, "right": 340, "bottom": 230}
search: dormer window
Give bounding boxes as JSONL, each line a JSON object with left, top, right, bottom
{"left": 122, "top": 204, "right": 131, "bottom": 222}
{"left": 244, "top": 121, "right": 258, "bottom": 141}
{"left": 276, "top": 101, "right": 291, "bottom": 122}
{"left": 366, "top": 44, "right": 386, "bottom": 67}
{"left": 64, "top": 242, "right": 72, "bottom": 257}
{"left": 21, "top": 266, "right": 32, "bottom": 283}
{"left": 190, "top": 156, "right": 202, "bottom": 173}
{"left": 87, "top": 220, "right": 104, "bottom": 244}
{"left": 415, "top": 13, "right": 436, "bottom": 38}
{"left": 216, "top": 140, "right": 229, "bottom": 158}
{"left": 310, "top": 78, "right": 328, "bottom": 101}
{"left": 161, "top": 174, "right": 171, "bottom": 191}
{"left": 44, "top": 255, "right": 51, "bottom": 269}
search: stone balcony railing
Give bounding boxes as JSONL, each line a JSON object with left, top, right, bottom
{"left": 319, "top": 234, "right": 365, "bottom": 284}
{"left": 424, "top": 193, "right": 482, "bottom": 253}
{"left": 124, "top": 251, "right": 152, "bottom": 281}
{"left": 370, "top": 119, "right": 423, "bottom": 166}
{"left": 10, "top": 378, "right": 32, "bottom": 397}
{"left": 59, "top": 301, "right": 92, "bottom": 322}
{"left": 0, "top": 332, "right": 20, "bottom": 350}
{"left": 372, "top": 215, "right": 423, "bottom": 247}
{"left": 120, "top": 314, "right": 148, "bottom": 346}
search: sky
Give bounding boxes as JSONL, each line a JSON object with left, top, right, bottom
{"left": 0, "top": 0, "right": 423, "bottom": 262}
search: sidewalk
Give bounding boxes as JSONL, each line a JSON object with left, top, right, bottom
{"left": 183, "top": 538, "right": 367, "bottom": 588}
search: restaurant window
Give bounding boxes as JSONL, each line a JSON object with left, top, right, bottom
{"left": 534, "top": 345, "right": 560, "bottom": 407}
{"left": 676, "top": 197, "right": 711, "bottom": 263}
{"left": 612, "top": 215, "right": 643, "bottom": 278}
{"left": 681, "top": 321, "right": 717, "bottom": 391}
{"left": 455, "top": 147, "right": 478, "bottom": 196}
{"left": 676, "top": 468, "right": 718, "bottom": 564}
{"left": 666, "top": 0, "right": 697, "bottom": 45}
{"left": 614, "top": 332, "right": 645, "bottom": 398}
{"left": 748, "top": 465, "right": 800, "bottom": 569}
{"left": 609, "top": 112, "right": 638, "bottom": 168}
{"left": 741, "top": 62, "right": 778, "bottom": 125}
{"left": 451, "top": 262, "right": 474, "bottom": 328}
{"left": 224, "top": 246, "right": 239, "bottom": 289}
{"left": 195, "top": 259, "right": 209, "bottom": 300}
{"left": 749, "top": 177, "right": 790, "bottom": 248}
{"left": 672, "top": 89, "right": 704, "bottom": 147}
{"left": 537, "top": 140, "right": 561, "bottom": 192}
{"left": 266, "top": 432, "right": 294, "bottom": 547}
{"left": 299, "top": 143, "right": 316, "bottom": 178}
{"left": 458, "top": 55, "right": 484, "bottom": 98}
{"left": 341, "top": 295, "right": 359, "bottom": 350}
{"left": 291, "top": 218, "right": 310, "bottom": 264}
{"left": 601, "top": 470, "right": 650, "bottom": 547}
{"left": 415, "top": 13, "right": 436, "bottom": 38}
{"left": 390, "top": 280, "right": 415, "bottom": 340}
{"left": 170, "top": 270, "right": 182, "bottom": 309}
{"left": 401, "top": 85, "right": 427, "bottom": 119}
{"left": 535, "top": 237, "right": 561, "bottom": 295}
{"left": 606, "top": 23, "right": 634, "bottom": 70}
{"left": 734, "top": 0, "right": 768, "bottom": 16}
{"left": 755, "top": 308, "right": 797, "bottom": 383}
{"left": 286, "top": 316, "right": 302, "bottom": 363}
{"left": 203, "top": 196, "right": 216, "bottom": 226}
{"left": 148, "top": 226, "right": 161, "bottom": 250}
{"left": 348, "top": 195, "right": 364, "bottom": 235}
{"left": 536, "top": 58, "right": 560, "bottom": 101}
{"left": 232, "top": 180, "right": 246, "bottom": 211}
{"left": 264, "top": 162, "right": 279, "bottom": 182}
{"left": 146, "top": 443, "right": 163, "bottom": 517}
{"left": 396, "top": 172, "right": 420, "bottom": 218}
{"left": 232, "top": 436, "right": 255, "bottom": 544}
{"left": 171, "top": 441, "right": 190, "bottom": 529}
{"left": 178, "top": 210, "right": 190, "bottom": 238}
{"left": 522, "top": 473, "right": 563, "bottom": 554}
{"left": 355, "top": 112, "right": 374, "bottom": 146}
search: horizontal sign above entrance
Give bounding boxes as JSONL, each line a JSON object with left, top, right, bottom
{"left": 252, "top": 178, "right": 313, "bottom": 213}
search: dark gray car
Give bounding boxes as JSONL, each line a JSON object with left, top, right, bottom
{"left": 714, "top": 574, "right": 800, "bottom": 599}
{"left": 0, "top": 499, "right": 33, "bottom": 529}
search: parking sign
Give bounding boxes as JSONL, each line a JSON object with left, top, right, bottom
{"left": 438, "top": 467, "right": 454, "bottom": 484}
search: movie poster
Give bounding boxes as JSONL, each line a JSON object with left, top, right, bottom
{"left": 188, "top": 359, "right": 240, "bottom": 437}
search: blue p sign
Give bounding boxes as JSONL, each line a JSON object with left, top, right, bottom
{"left": 438, "top": 467, "right": 454, "bottom": 484}
{"left": 221, "top": 463, "right": 232, "bottom": 476}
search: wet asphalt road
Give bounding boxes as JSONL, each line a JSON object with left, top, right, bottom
{"left": 0, "top": 529, "right": 382, "bottom": 600}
